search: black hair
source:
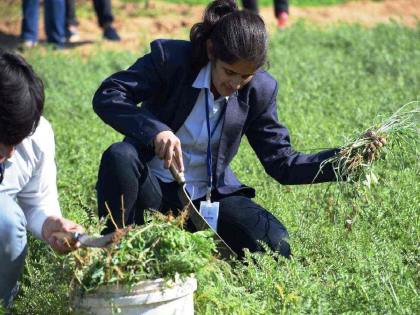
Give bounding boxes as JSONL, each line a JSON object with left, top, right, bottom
{"left": 190, "top": 0, "right": 268, "bottom": 69}
{"left": 0, "top": 51, "right": 44, "bottom": 146}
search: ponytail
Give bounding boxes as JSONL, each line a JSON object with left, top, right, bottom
{"left": 190, "top": 0, "right": 267, "bottom": 69}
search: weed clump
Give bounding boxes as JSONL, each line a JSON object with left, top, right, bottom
{"left": 66, "top": 211, "right": 219, "bottom": 294}
{"left": 320, "top": 102, "right": 420, "bottom": 188}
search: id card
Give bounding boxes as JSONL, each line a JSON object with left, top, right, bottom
{"left": 200, "top": 201, "right": 220, "bottom": 232}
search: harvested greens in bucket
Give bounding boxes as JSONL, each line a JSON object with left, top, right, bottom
{"left": 66, "top": 210, "right": 219, "bottom": 294}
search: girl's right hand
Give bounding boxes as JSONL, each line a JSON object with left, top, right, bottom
{"left": 153, "top": 131, "right": 184, "bottom": 172}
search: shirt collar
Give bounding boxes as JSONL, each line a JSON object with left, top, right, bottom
{"left": 192, "top": 61, "right": 212, "bottom": 90}
{"left": 6, "top": 157, "right": 15, "bottom": 164}
{"left": 0, "top": 156, "right": 15, "bottom": 166}
{"left": 192, "top": 62, "right": 229, "bottom": 102}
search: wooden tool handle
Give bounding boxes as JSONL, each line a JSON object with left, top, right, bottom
{"left": 169, "top": 162, "right": 185, "bottom": 184}
{"left": 52, "top": 232, "right": 77, "bottom": 244}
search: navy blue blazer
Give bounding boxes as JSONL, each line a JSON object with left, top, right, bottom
{"left": 93, "top": 39, "right": 338, "bottom": 197}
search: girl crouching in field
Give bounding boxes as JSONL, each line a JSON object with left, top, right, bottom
{"left": 92, "top": 0, "right": 340, "bottom": 258}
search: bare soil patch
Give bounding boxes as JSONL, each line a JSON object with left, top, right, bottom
{"left": 284, "top": 0, "right": 420, "bottom": 28}
{"left": 0, "top": 0, "right": 419, "bottom": 53}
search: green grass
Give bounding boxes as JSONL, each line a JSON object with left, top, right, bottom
{"left": 0, "top": 0, "right": 22, "bottom": 23}
{"left": 10, "top": 21, "right": 420, "bottom": 314}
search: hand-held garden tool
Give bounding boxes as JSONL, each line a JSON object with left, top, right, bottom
{"left": 169, "top": 163, "right": 237, "bottom": 259}
{"left": 52, "top": 229, "right": 125, "bottom": 248}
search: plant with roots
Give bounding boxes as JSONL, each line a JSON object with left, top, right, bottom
{"left": 318, "top": 101, "right": 420, "bottom": 189}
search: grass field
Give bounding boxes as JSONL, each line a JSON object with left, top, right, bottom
{"left": 7, "top": 18, "right": 420, "bottom": 315}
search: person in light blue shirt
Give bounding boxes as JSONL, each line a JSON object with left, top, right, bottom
{"left": 0, "top": 52, "right": 83, "bottom": 311}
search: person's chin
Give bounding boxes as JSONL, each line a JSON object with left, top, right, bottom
{"left": 0, "top": 156, "right": 5, "bottom": 164}
{"left": 224, "top": 87, "right": 236, "bottom": 96}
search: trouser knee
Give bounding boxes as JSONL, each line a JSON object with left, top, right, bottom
{"left": 0, "top": 193, "right": 27, "bottom": 310}
{"left": 100, "top": 142, "right": 145, "bottom": 171}
{"left": 0, "top": 194, "right": 27, "bottom": 254}
{"left": 216, "top": 195, "right": 292, "bottom": 258}
{"left": 252, "top": 209, "right": 291, "bottom": 258}
{"left": 97, "top": 142, "right": 151, "bottom": 233}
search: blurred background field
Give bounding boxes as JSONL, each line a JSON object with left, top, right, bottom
{"left": 1, "top": 0, "right": 420, "bottom": 314}
{"left": 1, "top": 0, "right": 419, "bottom": 52}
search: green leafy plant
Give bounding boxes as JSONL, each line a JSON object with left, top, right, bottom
{"left": 66, "top": 210, "right": 219, "bottom": 294}
{"left": 0, "top": 301, "right": 8, "bottom": 315}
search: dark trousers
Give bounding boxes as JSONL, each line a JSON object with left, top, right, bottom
{"left": 65, "top": 0, "right": 78, "bottom": 27}
{"left": 65, "top": 0, "right": 114, "bottom": 29}
{"left": 21, "top": 0, "right": 65, "bottom": 45}
{"left": 93, "top": 0, "right": 114, "bottom": 28}
{"left": 97, "top": 142, "right": 291, "bottom": 259}
{"left": 242, "top": 0, "right": 289, "bottom": 18}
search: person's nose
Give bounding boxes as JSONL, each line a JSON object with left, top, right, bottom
{"left": 230, "top": 79, "right": 241, "bottom": 90}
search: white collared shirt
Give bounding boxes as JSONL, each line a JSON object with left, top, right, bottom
{"left": 148, "top": 62, "right": 228, "bottom": 200}
{"left": 0, "top": 117, "right": 62, "bottom": 240}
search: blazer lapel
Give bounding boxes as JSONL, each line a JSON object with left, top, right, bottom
{"left": 171, "top": 67, "right": 201, "bottom": 133}
{"left": 215, "top": 94, "right": 250, "bottom": 179}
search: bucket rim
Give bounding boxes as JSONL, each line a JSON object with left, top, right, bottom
{"left": 77, "top": 276, "right": 197, "bottom": 308}
{"left": 83, "top": 274, "right": 196, "bottom": 296}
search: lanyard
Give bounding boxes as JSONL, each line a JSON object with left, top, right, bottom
{"left": 0, "top": 163, "right": 4, "bottom": 185}
{"left": 205, "top": 88, "right": 227, "bottom": 202}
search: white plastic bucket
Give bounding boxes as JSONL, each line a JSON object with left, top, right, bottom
{"left": 77, "top": 275, "right": 197, "bottom": 315}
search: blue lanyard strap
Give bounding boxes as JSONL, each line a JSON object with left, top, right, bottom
{"left": 0, "top": 163, "right": 5, "bottom": 185}
{"left": 205, "top": 88, "right": 227, "bottom": 200}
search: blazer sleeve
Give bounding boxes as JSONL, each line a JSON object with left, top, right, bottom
{"left": 92, "top": 40, "right": 172, "bottom": 146}
{"left": 245, "top": 82, "right": 339, "bottom": 185}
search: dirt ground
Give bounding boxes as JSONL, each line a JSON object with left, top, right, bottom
{"left": 0, "top": 0, "right": 419, "bottom": 53}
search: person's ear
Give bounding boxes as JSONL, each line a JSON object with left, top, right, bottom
{"left": 206, "top": 39, "right": 214, "bottom": 60}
